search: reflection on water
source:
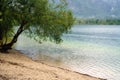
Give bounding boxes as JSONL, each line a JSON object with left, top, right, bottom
{"left": 16, "top": 25, "right": 120, "bottom": 80}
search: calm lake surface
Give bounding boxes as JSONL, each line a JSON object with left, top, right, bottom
{"left": 16, "top": 25, "right": 120, "bottom": 80}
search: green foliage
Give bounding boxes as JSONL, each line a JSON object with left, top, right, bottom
{"left": 0, "top": 12, "right": 2, "bottom": 21}
{"left": 0, "top": 0, "right": 74, "bottom": 47}
{"left": 75, "top": 18, "right": 120, "bottom": 25}
{"left": 0, "top": 0, "right": 15, "bottom": 45}
{"left": 13, "top": 0, "right": 74, "bottom": 43}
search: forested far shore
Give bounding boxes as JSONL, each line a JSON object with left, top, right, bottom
{"left": 75, "top": 18, "right": 120, "bottom": 25}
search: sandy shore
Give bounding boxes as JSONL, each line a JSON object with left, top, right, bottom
{"left": 0, "top": 50, "right": 106, "bottom": 80}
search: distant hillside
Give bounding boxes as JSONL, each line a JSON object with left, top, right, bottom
{"left": 67, "top": 0, "right": 120, "bottom": 19}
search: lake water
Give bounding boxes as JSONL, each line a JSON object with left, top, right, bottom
{"left": 15, "top": 25, "right": 120, "bottom": 80}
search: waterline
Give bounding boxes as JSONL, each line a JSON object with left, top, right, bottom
{"left": 16, "top": 25, "right": 120, "bottom": 80}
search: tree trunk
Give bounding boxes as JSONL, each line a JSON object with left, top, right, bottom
{"left": 1, "top": 21, "right": 26, "bottom": 52}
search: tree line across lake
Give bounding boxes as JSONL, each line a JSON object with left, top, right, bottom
{"left": 75, "top": 18, "right": 120, "bottom": 25}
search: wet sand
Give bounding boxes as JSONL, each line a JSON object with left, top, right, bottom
{"left": 0, "top": 50, "right": 105, "bottom": 80}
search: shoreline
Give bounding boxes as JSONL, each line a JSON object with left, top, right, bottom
{"left": 0, "top": 49, "right": 106, "bottom": 80}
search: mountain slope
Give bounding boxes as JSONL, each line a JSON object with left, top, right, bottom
{"left": 67, "top": 0, "right": 120, "bottom": 19}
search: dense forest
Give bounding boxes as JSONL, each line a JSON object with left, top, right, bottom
{"left": 75, "top": 18, "right": 120, "bottom": 25}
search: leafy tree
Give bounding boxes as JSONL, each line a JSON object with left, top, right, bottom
{"left": 0, "top": 0, "right": 14, "bottom": 48}
{"left": 0, "top": 0, "right": 74, "bottom": 52}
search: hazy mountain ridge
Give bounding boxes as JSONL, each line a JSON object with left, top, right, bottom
{"left": 67, "top": 0, "right": 120, "bottom": 19}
